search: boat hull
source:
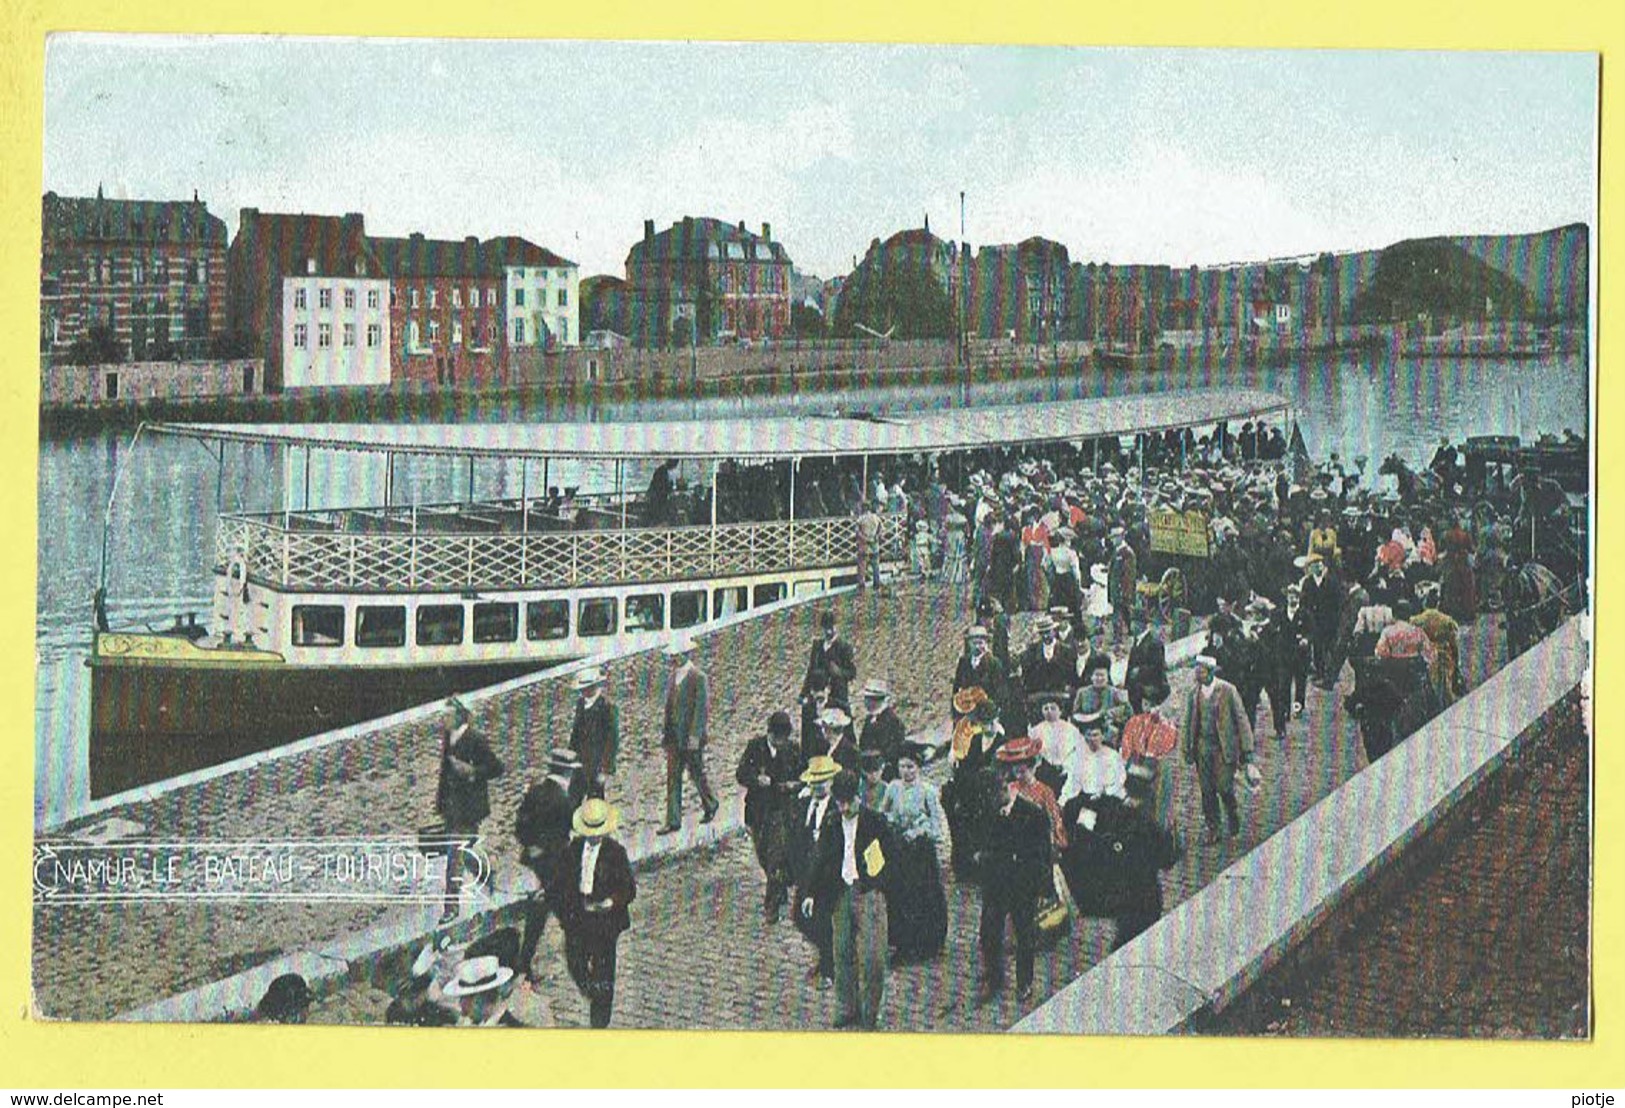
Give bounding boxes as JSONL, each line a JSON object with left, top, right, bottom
{"left": 87, "top": 652, "right": 560, "bottom": 799}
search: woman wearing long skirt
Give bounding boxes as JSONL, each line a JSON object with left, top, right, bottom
{"left": 880, "top": 746, "right": 948, "bottom": 965}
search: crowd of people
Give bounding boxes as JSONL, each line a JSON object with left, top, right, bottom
{"left": 355, "top": 418, "right": 1584, "bottom": 1032}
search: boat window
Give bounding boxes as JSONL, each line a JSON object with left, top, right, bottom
{"left": 712, "top": 586, "right": 747, "bottom": 620}
{"left": 526, "top": 599, "right": 570, "bottom": 641}
{"left": 291, "top": 605, "right": 345, "bottom": 647}
{"left": 625, "top": 594, "right": 664, "bottom": 633}
{"left": 829, "top": 573, "right": 861, "bottom": 590}
{"left": 793, "top": 578, "right": 824, "bottom": 598}
{"left": 417, "top": 604, "right": 466, "bottom": 647}
{"left": 579, "top": 597, "right": 617, "bottom": 638}
{"left": 473, "top": 602, "right": 519, "bottom": 644}
{"left": 355, "top": 605, "right": 406, "bottom": 648}
{"left": 671, "top": 589, "right": 706, "bottom": 629}
{"left": 753, "top": 582, "right": 787, "bottom": 607}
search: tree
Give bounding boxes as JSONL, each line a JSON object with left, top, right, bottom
{"left": 1352, "top": 238, "right": 1534, "bottom": 323}
{"left": 791, "top": 302, "right": 826, "bottom": 339}
{"left": 63, "top": 324, "right": 124, "bottom": 366}
{"left": 830, "top": 264, "right": 955, "bottom": 340}
{"left": 207, "top": 329, "right": 257, "bottom": 360}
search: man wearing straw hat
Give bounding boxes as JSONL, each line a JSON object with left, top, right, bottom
{"left": 569, "top": 666, "right": 619, "bottom": 799}
{"left": 790, "top": 754, "right": 842, "bottom": 986}
{"left": 434, "top": 696, "right": 506, "bottom": 924}
{"left": 1180, "top": 655, "right": 1257, "bottom": 846}
{"left": 857, "top": 677, "right": 905, "bottom": 779}
{"left": 557, "top": 798, "right": 636, "bottom": 1029}
{"left": 802, "top": 769, "right": 894, "bottom": 1029}
{"left": 514, "top": 748, "right": 585, "bottom": 981}
{"left": 659, "top": 635, "right": 718, "bottom": 834}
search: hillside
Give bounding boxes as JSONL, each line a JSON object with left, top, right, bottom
{"left": 1451, "top": 223, "right": 1589, "bottom": 320}
{"left": 1351, "top": 237, "right": 1535, "bottom": 323}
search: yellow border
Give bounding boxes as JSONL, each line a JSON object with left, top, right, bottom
{"left": 2, "top": 0, "right": 1617, "bottom": 1089}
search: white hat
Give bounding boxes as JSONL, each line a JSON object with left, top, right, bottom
{"left": 861, "top": 677, "right": 891, "bottom": 699}
{"left": 1090, "top": 563, "right": 1110, "bottom": 586}
{"left": 441, "top": 955, "right": 514, "bottom": 998}
{"left": 664, "top": 635, "right": 696, "bottom": 658}
{"left": 572, "top": 666, "right": 606, "bottom": 690}
{"left": 1194, "top": 654, "right": 1219, "bottom": 670}
{"left": 818, "top": 706, "right": 852, "bottom": 729}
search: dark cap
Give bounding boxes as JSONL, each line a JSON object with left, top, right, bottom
{"left": 831, "top": 769, "right": 860, "bottom": 802}
{"left": 767, "top": 710, "right": 793, "bottom": 737}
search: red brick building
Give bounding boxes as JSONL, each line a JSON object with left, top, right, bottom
{"left": 626, "top": 216, "right": 793, "bottom": 346}
{"left": 41, "top": 188, "right": 227, "bottom": 361}
{"left": 367, "top": 234, "right": 506, "bottom": 387}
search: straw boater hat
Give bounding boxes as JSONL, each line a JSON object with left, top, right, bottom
{"left": 441, "top": 955, "right": 514, "bottom": 999}
{"left": 952, "top": 687, "right": 989, "bottom": 715}
{"left": 572, "top": 666, "right": 606, "bottom": 690}
{"left": 1090, "top": 564, "right": 1110, "bottom": 586}
{"left": 994, "top": 735, "right": 1042, "bottom": 763}
{"left": 1033, "top": 613, "right": 1057, "bottom": 634}
{"left": 571, "top": 798, "right": 620, "bottom": 838}
{"left": 818, "top": 706, "right": 852, "bottom": 729}
{"left": 664, "top": 635, "right": 696, "bottom": 658}
{"left": 966, "top": 624, "right": 990, "bottom": 641}
{"left": 861, "top": 677, "right": 891, "bottom": 700}
{"left": 801, "top": 754, "right": 841, "bottom": 784}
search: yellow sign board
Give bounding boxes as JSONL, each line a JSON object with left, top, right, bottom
{"left": 1149, "top": 509, "right": 1211, "bottom": 558}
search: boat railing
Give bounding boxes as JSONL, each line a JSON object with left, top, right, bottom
{"left": 215, "top": 511, "right": 910, "bottom": 592}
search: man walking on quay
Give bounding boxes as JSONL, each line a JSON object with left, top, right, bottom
{"left": 855, "top": 501, "right": 883, "bottom": 589}
{"left": 434, "top": 696, "right": 506, "bottom": 924}
{"left": 1301, "top": 553, "right": 1343, "bottom": 688}
{"left": 557, "top": 799, "right": 636, "bottom": 1029}
{"left": 802, "top": 609, "right": 858, "bottom": 708}
{"left": 802, "top": 770, "right": 894, "bottom": 1029}
{"left": 569, "top": 667, "right": 619, "bottom": 799}
{"left": 1180, "top": 655, "right": 1259, "bottom": 846}
{"left": 659, "top": 636, "right": 717, "bottom": 834}
{"left": 1125, "top": 617, "right": 1169, "bottom": 715}
{"left": 736, "top": 710, "right": 804, "bottom": 924}
{"left": 974, "top": 758, "right": 1053, "bottom": 1005}
{"left": 513, "top": 748, "right": 586, "bottom": 980}
{"left": 857, "top": 677, "right": 906, "bottom": 777}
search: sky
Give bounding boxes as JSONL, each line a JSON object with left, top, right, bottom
{"left": 41, "top": 37, "right": 1597, "bottom": 280}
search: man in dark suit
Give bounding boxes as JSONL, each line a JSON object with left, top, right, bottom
{"left": 568, "top": 667, "right": 619, "bottom": 798}
{"left": 434, "top": 697, "right": 506, "bottom": 924}
{"left": 856, "top": 677, "right": 906, "bottom": 778}
{"left": 1125, "top": 618, "right": 1169, "bottom": 714}
{"left": 954, "top": 625, "right": 1022, "bottom": 740}
{"left": 802, "top": 770, "right": 894, "bottom": 1029}
{"left": 556, "top": 799, "right": 636, "bottom": 1029}
{"left": 735, "top": 710, "right": 805, "bottom": 924}
{"left": 974, "top": 761, "right": 1052, "bottom": 1004}
{"left": 801, "top": 610, "right": 858, "bottom": 707}
{"left": 660, "top": 636, "right": 717, "bottom": 833}
{"left": 789, "top": 755, "right": 841, "bottom": 985}
{"left": 1018, "top": 614, "right": 1077, "bottom": 723}
{"left": 1300, "top": 554, "right": 1344, "bottom": 688}
{"left": 513, "top": 748, "right": 586, "bottom": 980}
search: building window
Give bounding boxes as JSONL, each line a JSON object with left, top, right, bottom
{"left": 193, "top": 260, "right": 206, "bottom": 284}
{"left": 318, "top": 323, "right": 332, "bottom": 348}
{"left": 408, "top": 321, "right": 420, "bottom": 348}
{"left": 132, "top": 260, "right": 143, "bottom": 284}
{"left": 559, "top": 318, "right": 569, "bottom": 343}
{"left": 515, "top": 268, "right": 526, "bottom": 280}
{"left": 451, "top": 288, "right": 462, "bottom": 308}
{"left": 293, "top": 323, "right": 308, "bottom": 348}
{"left": 104, "top": 371, "right": 118, "bottom": 400}
{"left": 416, "top": 604, "right": 465, "bottom": 647}
{"left": 557, "top": 287, "right": 568, "bottom": 307}
{"left": 344, "top": 287, "right": 356, "bottom": 310}
{"left": 411, "top": 289, "right": 420, "bottom": 309}
{"left": 452, "top": 321, "right": 463, "bottom": 346}
{"left": 514, "top": 287, "right": 526, "bottom": 307}
{"left": 305, "top": 258, "right": 316, "bottom": 275}
{"left": 291, "top": 605, "right": 345, "bottom": 647}
{"left": 472, "top": 602, "right": 519, "bottom": 644}
{"left": 428, "top": 321, "right": 440, "bottom": 344}
{"left": 343, "top": 323, "right": 356, "bottom": 347}
{"left": 389, "top": 287, "right": 398, "bottom": 308}
{"left": 487, "top": 322, "right": 496, "bottom": 344}
{"left": 318, "top": 287, "right": 332, "bottom": 309}
{"left": 368, "top": 289, "right": 380, "bottom": 310}
{"left": 514, "top": 319, "right": 526, "bottom": 345}
{"left": 578, "top": 597, "right": 617, "bottom": 638}
{"left": 526, "top": 599, "right": 569, "bottom": 641}
{"left": 101, "top": 259, "right": 112, "bottom": 283}
{"left": 355, "top": 605, "right": 406, "bottom": 648}
{"left": 429, "top": 288, "right": 438, "bottom": 309}
{"left": 294, "top": 288, "right": 307, "bottom": 311}
{"left": 366, "top": 323, "right": 380, "bottom": 347}
{"left": 671, "top": 590, "right": 706, "bottom": 629}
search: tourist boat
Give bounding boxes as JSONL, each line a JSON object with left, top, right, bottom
{"left": 87, "top": 387, "right": 1290, "bottom": 796}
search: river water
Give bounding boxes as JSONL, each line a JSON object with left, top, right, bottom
{"left": 35, "top": 350, "right": 1588, "bottom": 826}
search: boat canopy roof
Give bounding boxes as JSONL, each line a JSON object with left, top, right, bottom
{"left": 151, "top": 387, "right": 1289, "bottom": 463}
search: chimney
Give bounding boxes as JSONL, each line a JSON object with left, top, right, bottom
{"left": 924, "top": 213, "right": 930, "bottom": 235}
{"left": 644, "top": 219, "right": 654, "bottom": 245}
{"left": 410, "top": 232, "right": 426, "bottom": 243}
{"left": 738, "top": 219, "right": 746, "bottom": 234}
{"left": 762, "top": 222, "right": 771, "bottom": 242}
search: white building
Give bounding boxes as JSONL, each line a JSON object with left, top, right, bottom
{"left": 281, "top": 269, "right": 393, "bottom": 387}
{"left": 486, "top": 236, "right": 579, "bottom": 350}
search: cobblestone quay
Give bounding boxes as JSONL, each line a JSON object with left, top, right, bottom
{"left": 35, "top": 578, "right": 1512, "bottom": 1029}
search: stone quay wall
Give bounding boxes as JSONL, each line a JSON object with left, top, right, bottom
{"left": 34, "top": 581, "right": 975, "bottom": 1021}
{"left": 40, "top": 358, "right": 264, "bottom": 407}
